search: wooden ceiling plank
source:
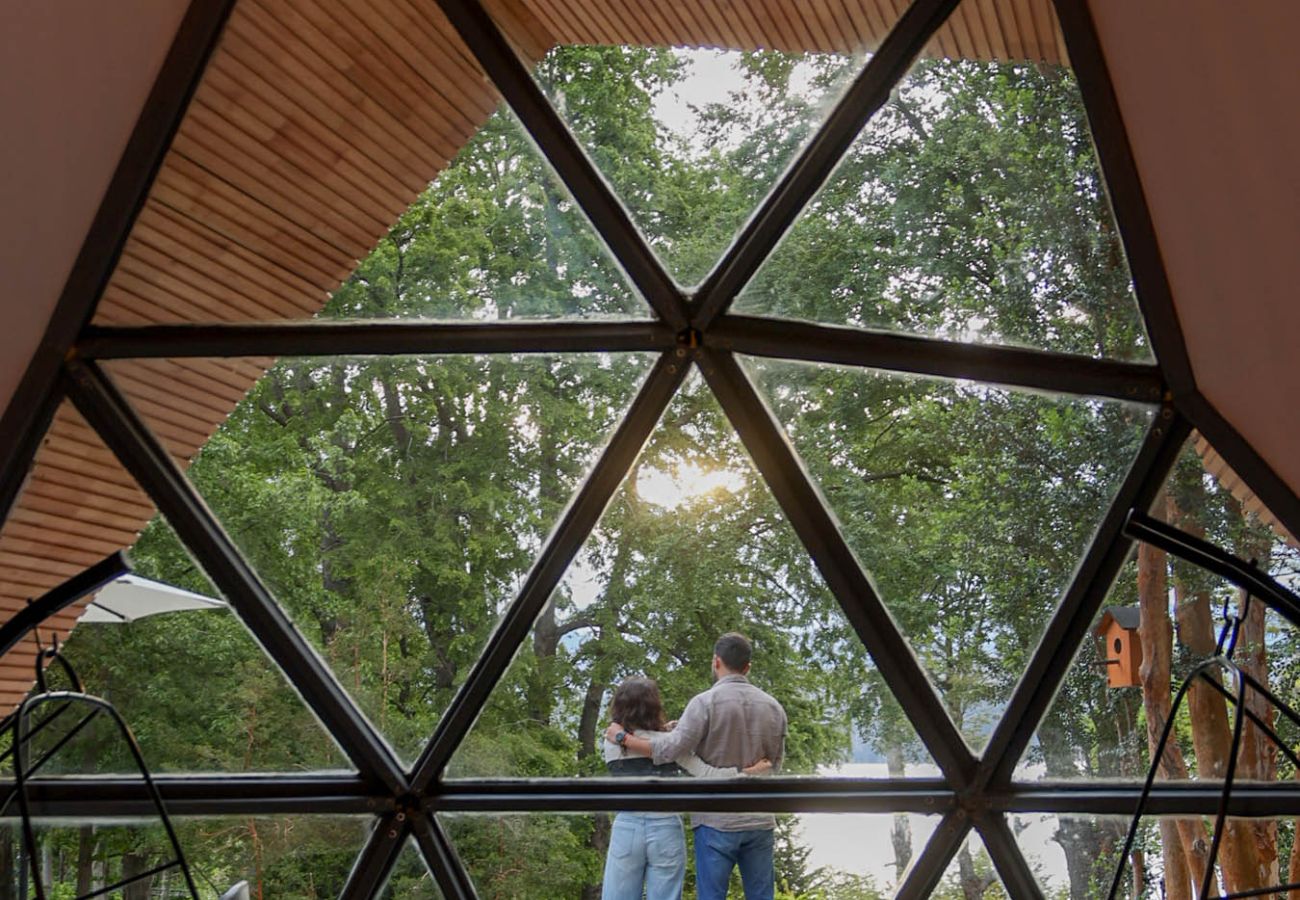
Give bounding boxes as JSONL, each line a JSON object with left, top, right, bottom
{"left": 800, "top": 0, "right": 844, "bottom": 51}
{"left": 201, "top": 60, "right": 414, "bottom": 216}
{"left": 27, "top": 455, "right": 144, "bottom": 497}
{"left": 1031, "top": 0, "right": 1063, "bottom": 66}
{"left": 611, "top": 0, "right": 664, "bottom": 48}
{"left": 328, "top": 0, "right": 496, "bottom": 136}
{"left": 763, "top": 0, "right": 811, "bottom": 52}
{"left": 184, "top": 102, "right": 389, "bottom": 241}
{"left": 141, "top": 203, "right": 326, "bottom": 312}
{"left": 72, "top": 398, "right": 206, "bottom": 465}
{"left": 1007, "top": 0, "right": 1041, "bottom": 60}
{"left": 478, "top": 0, "right": 556, "bottom": 62}
{"left": 832, "top": 0, "right": 874, "bottom": 52}
{"left": 120, "top": 236, "right": 301, "bottom": 322}
{"left": 222, "top": 9, "right": 435, "bottom": 193}
{"left": 164, "top": 154, "right": 357, "bottom": 284}
{"left": 106, "top": 366, "right": 237, "bottom": 423}
{"left": 774, "top": 0, "right": 821, "bottom": 49}
{"left": 128, "top": 217, "right": 320, "bottom": 321}
{"left": 89, "top": 304, "right": 157, "bottom": 327}
{"left": 530, "top": 0, "right": 602, "bottom": 45}
{"left": 124, "top": 358, "right": 264, "bottom": 400}
{"left": 0, "top": 537, "right": 121, "bottom": 568}
{"left": 683, "top": 0, "right": 732, "bottom": 47}
{"left": 101, "top": 282, "right": 219, "bottom": 328}
{"left": 191, "top": 87, "right": 402, "bottom": 228}
{"left": 1, "top": 521, "right": 126, "bottom": 558}
{"left": 32, "top": 454, "right": 143, "bottom": 496}
{"left": 678, "top": 1, "right": 732, "bottom": 49}
{"left": 294, "top": 0, "right": 477, "bottom": 158}
{"left": 855, "top": 0, "right": 893, "bottom": 51}
{"left": 975, "top": 0, "right": 1011, "bottom": 60}
{"left": 659, "top": 1, "right": 713, "bottom": 49}
{"left": 172, "top": 128, "right": 372, "bottom": 262}
{"left": 41, "top": 431, "right": 124, "bottom": 472}
{"left": 357, "top": 0, "right": 502, "bottom": 119}
{"left": 19, "top": 481, "right": 155, "bottom": 525}
{"left": 375, "top": 0, "right": 505, "bottom": 118}
{"left": 113, "top": 258, "right": 277, "bottom": 326}
{"left": 510, "top": 2, "right": 573, "bottom": 51}
{"left": 10, "top": 496, "right": 144, "bottom": 538}
{"left": 954, "top": 1, "right": 990, "bottom": 58}
{"left": 152, "top": 162, "right": 346, "bottom": 291}
{"left": 721, "top": 0, "right": 770, "bottom": 50}
{"left": 941, "top": 1, "right": 977, "bottom": 58}
{"left": 421, "top": 0, "right": 514, "bottom": 74}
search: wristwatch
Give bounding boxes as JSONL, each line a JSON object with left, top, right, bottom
{"left": 614, "top": 730, "right": 629, "bottom": 745}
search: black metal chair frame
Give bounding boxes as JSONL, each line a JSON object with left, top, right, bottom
{"left": 1, "top": 641, "right": 199, "bottom": 900}
{"left": 0, "top": 556, "right": 199, "bottom": 900}
{"left": 1106, "top": 516, "right": 1300, "bottom": 900}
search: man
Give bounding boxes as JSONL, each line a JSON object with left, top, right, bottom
{"left": 605, "top": 632, "right": 788, "bottom": 900}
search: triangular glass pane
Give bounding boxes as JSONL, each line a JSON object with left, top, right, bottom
{"left": 448, "top": 373, "right": 934, "bottom": 780}
{"left": 93, "top": 104, "right": 649, "bottom": 324}
{"left": 1012, "top": 814, "right": 1295, "bottom": 899}
{"left": 439, "top": 811, "right": 941, "bottom": 898}
{"left": 527, "top": 34, "right": 875, "bottom": 287}
{"left": 102, "top": 353, "right": 655, "bottom": 763}
{"left": 743, "top": 356, "right": 1155, "bottom": 750}
{"left": 0, "top": 402, "right": 345, "bottom": 773}
{"left": 1027, "top": 433, "right": 1300, "bottom": 783}
{"left": 734, "top": 0, "right": 1153, "bottom": 361}
{"left": 931, "top": 832, "right": 1008, "bottom": 899}
{"left": 379, "top": 837, "right": 443, "bottom": 899}
{"left": 10, "top": 816, "right": 371, "bottom": 897}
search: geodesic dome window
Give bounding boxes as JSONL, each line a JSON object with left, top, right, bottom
{"left": 3, "top": 0, "right": 1300, "bottom": 898}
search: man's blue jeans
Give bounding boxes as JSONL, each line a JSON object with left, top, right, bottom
{"left": 602, "top": 812, "right": 686, "bottom": 900}
{"left": 692, "top": 825, "right": 775, "bottom": 900}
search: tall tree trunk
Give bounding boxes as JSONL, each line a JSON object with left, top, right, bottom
{"left": 1136, "top": 509, "right": 1203, "bottom": 899}
{"left": 1288, "top": 811, "right": 1300, "bottom": 900}
{"left": 1234, "top": 506, "right": 1278, "bottom": 887}
{"left": 528, "top": 597, "right": 560, "bottom": 726}
{"left": 121, "top": 852, "right": 152, "bottom": 900}
{"left": 578, "top": 675, "right": 606, "bottom": 762}
{"left": 525, "top": 418, "right": 567, "bottom": 726}
{"left": 40, "top": 842, "right": 52, "bottom": 893}
{"left": 1168, "top": 491, "right": 1260, "bottom": 895}
{"left": 1038, "top": 708, "right": 1108, "bottom": 899}
{"left": 76, "top": 826, "right": 95, "bottom": 896}
{"left": 886, "top": 741, "right": 912, "bottom": 875}
{"left": 579, "top": 673, "right": 612, "bottom": 900}
{"left": 956, "top": 841, "right": 994, "bottom": 899}
{"left": 0, "top": 825, "right": 13, "bottom": 900}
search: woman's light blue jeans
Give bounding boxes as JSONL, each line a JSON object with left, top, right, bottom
{"left": 601, "top": 812, "right": 686, "bottom": 900}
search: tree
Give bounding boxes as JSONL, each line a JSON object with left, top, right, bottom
{"left": 43, "top": 40, "right": 1299, "bottom": 900}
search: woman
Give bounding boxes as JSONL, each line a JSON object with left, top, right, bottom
{"left": 601, "top": 676, "right": 770, "bottom": 900}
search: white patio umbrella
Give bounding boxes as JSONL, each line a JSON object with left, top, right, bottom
{"left": 80, "top": 574, "right": 226, "bottom": 624}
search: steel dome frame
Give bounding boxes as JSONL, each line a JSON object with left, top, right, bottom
{"left": 3, "top": 0, "right": 1300, "bottom": 897}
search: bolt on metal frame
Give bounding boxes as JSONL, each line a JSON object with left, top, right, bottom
{"left": 1, "top": 0, "right": 1299, "bottom": 897}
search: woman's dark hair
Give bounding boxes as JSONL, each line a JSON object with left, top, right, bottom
{"left": 609, "top": 676, "right": 667, "bottom": 733}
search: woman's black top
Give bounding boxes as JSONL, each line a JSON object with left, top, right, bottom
{"left": 605, "top": 756, "right": 684, "bottom": 777}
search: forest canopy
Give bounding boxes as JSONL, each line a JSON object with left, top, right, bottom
{"left": 9, "top": 37, "right": 1298, "bottom": 900}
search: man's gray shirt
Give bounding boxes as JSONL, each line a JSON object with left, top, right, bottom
{"left": 648, "top": 674, "right": 787, "bottom": 831}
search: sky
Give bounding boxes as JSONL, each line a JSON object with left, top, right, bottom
{"left": 798, "top": 762, "right": 1071, "bottom": 892}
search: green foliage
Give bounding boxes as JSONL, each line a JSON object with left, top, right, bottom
{"left": 38, "top": 40, "right": 1258, "bottom": 900}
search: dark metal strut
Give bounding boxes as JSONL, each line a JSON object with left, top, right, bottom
{"left": 62, "top": 357, "right": 407, "bottom": 795}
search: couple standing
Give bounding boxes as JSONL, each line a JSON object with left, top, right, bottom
{"left": 602, "top": 632, "right": 787, "bottom": 900}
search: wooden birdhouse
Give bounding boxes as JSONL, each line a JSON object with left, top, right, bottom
{"left": 1096, "top": 606, "right": 1143, "bottom": 688}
